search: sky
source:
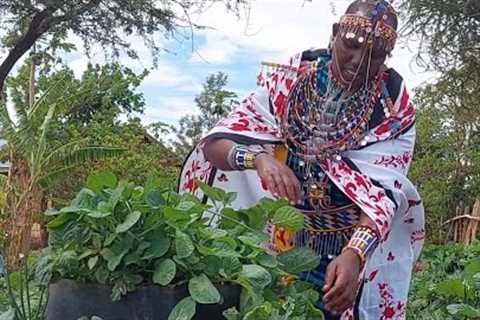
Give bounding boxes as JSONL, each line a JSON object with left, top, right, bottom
{"left": 8, "top": 0, "right": 438, "bottom": 130}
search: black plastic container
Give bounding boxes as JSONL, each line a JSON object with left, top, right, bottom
{"left": 47, "top": 279, "right": 241, "bottom": 320}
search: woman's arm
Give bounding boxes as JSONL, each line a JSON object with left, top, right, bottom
{"left": 202, "top": 138, "right": 301, "bottom": 204}
{"left": 202, "top": 138, "right": 236, "bottom": 171}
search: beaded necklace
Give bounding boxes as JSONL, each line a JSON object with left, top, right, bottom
{"left": 281, "top": 58, "right": 382, "bottom": 163}
{"left": 280, "top": 54, "right": 383, "bottom": 212}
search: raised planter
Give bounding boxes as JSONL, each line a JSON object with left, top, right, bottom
{"left": 47, "top": 279, "right": 241, "bottom": 320}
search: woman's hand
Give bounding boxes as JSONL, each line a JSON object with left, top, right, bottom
{"left": 254, "top": 153, "right": 301, "bottom": 205}
{"left": 322, "top": 249, "right": 362, "bottom": 315}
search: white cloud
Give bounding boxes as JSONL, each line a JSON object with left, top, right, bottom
{"left": 189, "top": 33, "right": 239, "bottom": 64}
{"left": 142, "top": 96, "right": 199, "bottom": 125}
{"left": 141, "top": 61, "right": 201, "bottom": 92}
{"left": 188, "top": 0, "right": 343, "bottom": 64}
{"left": 64, "top": 32, "right": 202, "bottom": 93}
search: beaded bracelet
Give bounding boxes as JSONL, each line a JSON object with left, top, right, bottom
{"left": 226, "top": 145, "right": 264, "bottom": 171}
{"left": 235, "top": 147, "right": 256, "bottom": 170}
{"left": 342, "top": 225, "right": 379, "bottom": 265}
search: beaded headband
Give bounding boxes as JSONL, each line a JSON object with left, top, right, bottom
{"left": 338, "top": 14, "right": 397, "bottom": 52}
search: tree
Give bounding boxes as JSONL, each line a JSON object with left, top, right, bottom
{"left": 0, "top": 74, "right": 125, "bottom": 269}
{"left": 9, "top": 61, "right": 179, "bottom": 205}
{"left": 173, "top": 72, "right": 238, "bottom": 157}
{"left": 398, "top": 0, "right": 480, "bottom": 72}
{"left": 0, "top": 0, "right": 247, "bottom": 94}
{"left": 399, "top": 0, "right": 480, "bottom": 242}
{"left": 408, "top": 67, "right": 480, "bottom": 242}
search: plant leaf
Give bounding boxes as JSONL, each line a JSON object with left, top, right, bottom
{"left": 87, "top": 210, "right": 112, "bottom": 218}
{"left": 116, "top": 211, "right": 141, "bottom": 233}
{"left": 0, "top": 308, "right": 15, "bottom": 320}
{"left": 271, "top": 206, "right": 304, "bottom": 231}
{"left": 239, "top": 264, "right": 272, "bottom": 290}
{"left": 447, "top": 304, "right": 480, "bottom": 317}
{"left": 196, "top": 180, "right": 226, "bottom": 202}
{"left": 188, "top": 274, "right": 221, "bottom": 304}
{"left": 145, "top": 189, "right": 165, "bottom": 208}
{"left": 175, "top": 230, "right": 194, "bottom": 258}
{"left": 101, "top": 248, "right": 128, "bottom": 271}
{"left": 222, "top": 307, "right": 241, "bottom": 320}
{"left": 176, "top": 201, "right": 196, "bottom": 211}
{"left": 238, "top": 233, "right": 269, "bottom": 249}
{"left": 168, "top": 296, "right": 196, "bottom": 320}
{"left": 87, "top": 171, "right": 117, "bottom": 193}
{"left": 465, "top": 258, "right": 480, "bottom": 282}
{"left": 277, "top": 247, "right": 320, "bottom": 274}
{"left": 88, "top": 256, "right": 99, "bottom": 270}
{"left": 434, "top": 278, "right": 465, "bottom": 299}
{"left": 143, "top": 232, "right": 170, "bottom": 259}
{"left": 153, "top": 259, "right": 176, "bottom": 286}
{"left": 47, "top": 212, "right": 72, "bottom": 229}
{"left": 257, "top": 253, "right": 278, "bottom": 268}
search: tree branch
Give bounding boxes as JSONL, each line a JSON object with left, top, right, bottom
{"left": 0, "top": 7, "right": 55, "bottom": 94}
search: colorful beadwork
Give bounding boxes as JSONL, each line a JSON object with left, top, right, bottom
{"left": 338, "top": 8, "right": 397, "bottom": 53}
{"left": 302, "top": 206, "right": 360, "bottom": 232}
{"left": 234, "top": 148, "right": 256, "bottom": 170}
{"left": 281, "top": 58, "right": 382, "bottom": 164}
{"left": 227, "top": 145, "right": 262, "bottom": 170}
{"left": 342, "top": 225, "right": 379, "bottom": 264}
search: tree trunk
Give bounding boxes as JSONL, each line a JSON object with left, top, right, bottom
{"left": 4, "top": 152, "right": 42, "bottom": 271}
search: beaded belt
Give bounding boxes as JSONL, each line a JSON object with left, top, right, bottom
{"left": 269, "top": 145, "right": 361, "bottom": 257}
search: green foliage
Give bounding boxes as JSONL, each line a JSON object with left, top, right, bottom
{"left": 173, "top": 72, "right": 238, "bottom": 157}
{"left": 0, "top": 73, "right": 125, "bottom": 186}
{"left": 43, "top": 172, "right": 323, "bottom": 319}
{"left": 0, "top": 253, "right": 49, "bottom": 320}
{"left": 408, "top": 243, "right": 480, "bottom": 319}
{"left": 399, "top": 0, "right": 479, "bottom": 72}
{"left": 408, "top": 66, "right": 480, "bottom": 242}
{"left": 5, "top": 62, "right": 180, "bottom": 205}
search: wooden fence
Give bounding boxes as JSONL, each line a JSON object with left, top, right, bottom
{"left": 443, "top": 199, "right": 480, "bottom": 245}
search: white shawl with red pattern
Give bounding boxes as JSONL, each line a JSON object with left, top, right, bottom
{"left": 179, "top": 52, "right": 425, "bottom": 320}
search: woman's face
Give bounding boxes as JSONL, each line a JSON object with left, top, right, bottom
{"left": 330, "top": 12, "right": 396, "bottom": 93}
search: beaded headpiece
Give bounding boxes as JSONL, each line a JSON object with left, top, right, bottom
{"left": 338, "top": 0, "right": 397, "bottom": 52}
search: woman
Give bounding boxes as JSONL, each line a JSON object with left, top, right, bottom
{"left": 179, "top": 1, "right": 425, "bottom": 319}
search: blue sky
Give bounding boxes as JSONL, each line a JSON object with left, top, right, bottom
{"left": 62, "top": 1, "right": 436, "bottom": 129}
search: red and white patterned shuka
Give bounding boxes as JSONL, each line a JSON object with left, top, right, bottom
{"left": 179, "top": 52, "right": 425, "bottom": 320}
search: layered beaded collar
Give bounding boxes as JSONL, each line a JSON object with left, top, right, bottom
{"left": 281, "top": 53, "right": 393, "bottom": 163}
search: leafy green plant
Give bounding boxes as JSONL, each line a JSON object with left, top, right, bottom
{"left": 408, "top": 243, "right": 480, "bottom": 319}
{"left": 0, "top": 254, "right": 48, "bottom": 320}
{"left": 42, "top": 172, "right": 325, "bottom": 320}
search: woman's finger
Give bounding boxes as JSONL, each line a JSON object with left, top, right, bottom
{"left": 287, "top": 169, "right": 302, "bottom": 204}
{"left": 272, "top": 172, "right": 288, "bottom": 200}
{"left": 281, "top": 173, "right": 297, "bottom": 205}
{"left": 322, "top": 262, "right": 337, "bottom": 297}
{"left": 323, "top": 269, "right": 348, "bottom": 302}
{"left": 264, "top": 172, "right": 280, "bottom": 198}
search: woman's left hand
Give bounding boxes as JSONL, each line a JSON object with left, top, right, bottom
{"left": 322, "top": 249, "right": 362, "bottom": 315}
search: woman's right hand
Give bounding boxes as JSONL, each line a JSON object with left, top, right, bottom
{"left": 255, "top": 153, "right": 301, "bottom": 206}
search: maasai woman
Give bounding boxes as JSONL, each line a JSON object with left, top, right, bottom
{"left": 178, "top": 0, "right": 425, "bottom": 319}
